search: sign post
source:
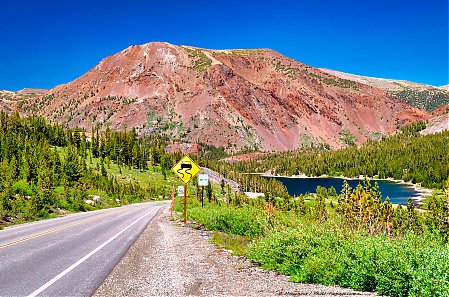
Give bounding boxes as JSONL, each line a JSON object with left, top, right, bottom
{"left": 171, "top": 155, "right": 201, "bottom": 223}
{"left": 170, "top": 185, "right": 175, "bottom": 218}
{"left": 184, "top": 184, "right": 187, "bottom": 222}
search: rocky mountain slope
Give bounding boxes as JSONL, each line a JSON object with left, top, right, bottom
{"left": 422, "top": 105, "right": 449, "bottom": 135}
{"left": 321, "top": 68, "right": 449, "bottom": 112}
{"left": 16, "top": 42, "right": 427, "bottom": 151}
{"left": 0, "top": 89, "right": 46, "bottom": 114}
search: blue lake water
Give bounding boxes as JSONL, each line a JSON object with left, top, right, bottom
{"left": 265, "top": 176, "right": 421, "bottom": 205}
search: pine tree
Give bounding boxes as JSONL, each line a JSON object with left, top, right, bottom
{"left": 313, "top": 195, "right": 327, "bottom": 221}
{"left": 220, "top": 179, "right": 226, "bottom": 194}
{"left": 206, "top": 182, "right": 213, "bottom": 203}
{"left": 382, "top": 197, "right": 394, "bottom": 236}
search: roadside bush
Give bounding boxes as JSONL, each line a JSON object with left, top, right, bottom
{"left": 12, "top": 179, "right": 33, "bottom": 196}
{"left": 247, "top": 227, "right": 449, "bottom": 297}
{"left": 246, "top": 224, "right": 346, "bottom": 280}
{"left": 188, "top": 204, "right": 266, "bottom": 237}
{"left": 410, "top": 247, "right": 449, "bottom": 297}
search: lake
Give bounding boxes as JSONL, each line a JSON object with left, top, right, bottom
{"left": 265, "top": 176, "right": 421, "bottom": 205}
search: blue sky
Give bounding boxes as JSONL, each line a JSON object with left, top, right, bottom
{"left": 0, "top": 0, "right": 447, "bottom": 91}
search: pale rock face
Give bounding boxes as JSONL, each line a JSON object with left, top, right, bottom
{"left": 155, "top": 48, "right": 178, "bottom": 72}
{"left": 131, "top": 62, "right": 145, "bottom": 78}
{"left": 422, "top": 106, "right": 449, "bottom": 135}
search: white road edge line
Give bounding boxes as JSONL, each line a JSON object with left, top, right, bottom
{"left": 27, "top": 206, "right": 161, "bottom": 297}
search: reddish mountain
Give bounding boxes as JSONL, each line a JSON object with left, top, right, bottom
{"left": 20, "top": 42, "right": 427, "bottom": 151}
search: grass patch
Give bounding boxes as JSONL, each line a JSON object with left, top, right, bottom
{"left": 56, "top": 146, "right": 177, "bottom": 192}
{"left": 187, "top": 204, "right": 267, "bottom": 237}
{"left": 339, "top": 129, "right": 357, "bottom": 146}
{"left": 181, "top": 46, "right": 212, "bottom": 72}
{"left": 227, "top": 49, "right": 266, "bottom": 55}
{"left": 210, "top": 232, "right": 249, "bottom": 256}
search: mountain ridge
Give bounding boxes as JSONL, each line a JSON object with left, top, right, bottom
{"left": 320, "top": 68, "right": 449, "bottom": 112}
{"left": 5, "top": 42, "right": 430, "bottom": 151}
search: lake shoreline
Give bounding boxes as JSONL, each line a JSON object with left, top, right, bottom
{"left": 261, "top": 173, "right": 433, "bottom": 205}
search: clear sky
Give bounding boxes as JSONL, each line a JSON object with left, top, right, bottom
{"left": 0, "top": 0, "right": 447, "bottom": 91}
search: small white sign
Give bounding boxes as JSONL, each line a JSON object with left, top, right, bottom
{"left": 177, "top": 185, "right": 185, "bottom": 197}
{"left": 198, "top": 174, "right": 209, "bottom": 186}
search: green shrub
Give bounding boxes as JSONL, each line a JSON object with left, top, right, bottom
{"left": 410, "top": 247, "right": 449, "bottom": 297}
{"left": 188, "top": 204, "right": 266, "bottom": 237}
{"left": 246, "top": 225, "right": 347, "bottom": 279}
{"left": 247, "top": 227, "right": 449, "bottom": 297}
{"left": 13, "top": 179, "right": 33, "bottom": 196}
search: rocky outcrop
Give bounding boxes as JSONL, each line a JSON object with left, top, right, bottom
{"left": 422, "top": 105, "right": 449, "bottom": 135}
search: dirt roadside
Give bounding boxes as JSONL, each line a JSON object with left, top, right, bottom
{"left": 94, "top": 205, "right": 376, "bottom": 297}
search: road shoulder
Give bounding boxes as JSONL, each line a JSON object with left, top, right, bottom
{"left": 94, "top": 206, "right": 376, "bottom": 297}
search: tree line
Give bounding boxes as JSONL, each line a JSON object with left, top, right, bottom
{"left": 219, "top": 123, "right": 449, "bottom": 189}
{"left": 0, "top": 112, "right": 171, "bottom": 227}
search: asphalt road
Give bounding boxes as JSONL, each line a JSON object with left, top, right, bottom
{"left": 0, "top": 201, "right": 165, "bottom": 297}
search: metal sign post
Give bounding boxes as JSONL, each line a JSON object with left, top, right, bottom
{"left": 184, "top": 184, "right": 187, "bottom": 222}
{"left": 171, "top": 155, "right": 201, "bottom": 223}
{"left": 170, "top": 185, "right": 175, "bottom": 218}
{"left": 201, "top": 186, "right": 204, "bottom": 208}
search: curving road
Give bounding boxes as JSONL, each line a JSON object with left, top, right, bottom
{"left": 0, "top": 201, "right": 165, "bottom": 297}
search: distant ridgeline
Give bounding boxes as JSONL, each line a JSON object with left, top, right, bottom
{"left": 390, "top": 88, "right": 449, "bottom": 112}
{"left": 0, "top": 112, "right": 173, "bottom": 226}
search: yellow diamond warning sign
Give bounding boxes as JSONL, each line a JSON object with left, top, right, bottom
{"left": 171, "top": 155, "right": 200, "bottom": 184}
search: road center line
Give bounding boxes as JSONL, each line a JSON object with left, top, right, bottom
{"left": 0, "top": 209, "right": 123, "bottom": 249}
{"left": 27, "top": 206, "right": 160, "bottom": 297}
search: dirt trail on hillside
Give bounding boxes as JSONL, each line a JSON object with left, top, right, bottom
{"left": 94, "top": 206, "right": 376, "bottom": 297}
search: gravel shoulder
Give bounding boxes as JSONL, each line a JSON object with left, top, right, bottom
{"left": 94, "top": 205, "right": 376, "bottom": 297}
